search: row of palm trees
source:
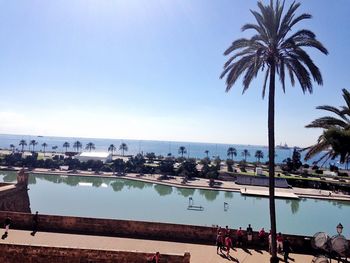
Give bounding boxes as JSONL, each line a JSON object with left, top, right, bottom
{"left": 14, "top": 140, "right": 129, "bottom": 156}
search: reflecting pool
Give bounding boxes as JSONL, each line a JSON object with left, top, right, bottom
{"left": 1, "top": 172, "right": 349, "bottom": 236}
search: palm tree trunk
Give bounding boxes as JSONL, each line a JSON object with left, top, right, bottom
{"left": 268, "top": 61, "right": 278, "bottom": 263}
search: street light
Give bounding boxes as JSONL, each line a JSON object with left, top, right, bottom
{"left": 336, "top": 223, "right": 343, "bottom": 235}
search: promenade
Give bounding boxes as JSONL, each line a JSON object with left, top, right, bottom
{"left": 0, "top": 229, "right": 314, "bottom": 262}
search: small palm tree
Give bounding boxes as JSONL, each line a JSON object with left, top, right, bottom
{"left": 52, "top": 145, "right": 58, "bottom": 153}
{"left": 108, "top": 144, "right": 117, "bottom": 155}
{"left": 9, "top": 144, "right": 15, "bottom": 152}
{"left": 41, "top": 143, "right": 48, "bottom": 156}
{"left": 63, "top": 142, "right": 70, "bottom": 153}
{"left": 30, "top": 140, "right": 38, "bottom": 152}
{"left": 73, "top": 141, "right": 82, "bottom": 153}
{"left": 220, "top": 1, "right": 327, "bottom": 260}
{"left": 204, "top": 150, "right": 209, "bottom": 158}
{"left": 241, "top": 149, "right": 251, "bottom": 162}
{"left": 19, "top": 140, "right": 27, "bottom": 152}
{"left": 85, "top": 142, "right": 95, "bottom": 152}
{"left": 119, "top": 143, "right": 128, "bottom": 156}
{"left": 255, "top": 150, "right": 264, "bottom": 163}
{"left": 227, "top": 147, "right": 237, "bottom": 160}
{"left": 178, "top": 146, "right": 187, "bottom": 157}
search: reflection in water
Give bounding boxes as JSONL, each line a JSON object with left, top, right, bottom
{"left": 224, "top": 191, "right": 234, "bottom": 199}
{"left": 199, "top": 189, "right": 219, "bottom": 201}
{"left": 154, "top": 184, "right": 173, "bottom": 196}
{"left": 111, "top": 181, "right": 124, "bottom": 192}
{"left": 177, "top": 187, "right": 195, "bottom": 197}
{"left": 124, "top": 179, "right": 147, "bottom": 190}
{"left": 285, "top": 199, "right": 300, "bottom": 214}
{"left": 2, "top": 172, "right": 17, "bottom": 182}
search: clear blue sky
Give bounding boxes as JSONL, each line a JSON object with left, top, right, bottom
{"left": 0, "top": 0, "right": 349, "bottom": 147}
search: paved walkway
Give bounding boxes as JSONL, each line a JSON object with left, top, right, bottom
{"left": 0, "top": 229, "right": 314, "bottom": 262}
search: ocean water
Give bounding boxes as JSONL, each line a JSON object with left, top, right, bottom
{"left": 0, "top": 133, "right": 343, "bottom": 167}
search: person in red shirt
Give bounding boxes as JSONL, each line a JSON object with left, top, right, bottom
{"left": 236, "top": 227, "right": 243, "bottom": 247}
{"left": 225, "top": 236, "right": 233, "bottom": 257}
{"left": 277, "top": 232, "right": 284, "bottom": 253}
{"left": 258, "top": 227, "right": 266, "bottom": 247}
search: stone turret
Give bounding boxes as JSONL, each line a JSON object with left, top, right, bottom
{"left": 16, "top": 168, "right": 29, "bottom": 188}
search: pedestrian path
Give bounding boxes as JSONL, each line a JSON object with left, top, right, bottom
{"left": 0, "top": 229, "right": 314, "bottom": 262}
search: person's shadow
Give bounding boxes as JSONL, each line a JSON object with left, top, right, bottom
{"left": 1, "top": 233, "right": 8, "bottom": 240}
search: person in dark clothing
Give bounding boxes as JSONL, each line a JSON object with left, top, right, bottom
{"left": 31, "top": 211, "right": 39, "bottom": 236}
{"left": 246, "top": 224, "right": 253, "bottom": 244}
{"left": 216, "top": 230, "right": 224, "bottom": 254}
{"left": 283, "top": 238, "right": 292, "bottom": 262}
{"left": 2, "top": 217, "right": 12, "bottom": 239}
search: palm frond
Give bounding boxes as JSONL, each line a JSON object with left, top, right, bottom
{"left": 305, "top": 116, "right": 348, "bottom": 129}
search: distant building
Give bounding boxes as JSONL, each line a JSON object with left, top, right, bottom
{"left": 76, "top": 152, "right": 112, "bottom": 163}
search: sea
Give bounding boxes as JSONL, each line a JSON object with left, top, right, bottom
{"left": 0, "top": 133, "right": 343, "bottom": 168}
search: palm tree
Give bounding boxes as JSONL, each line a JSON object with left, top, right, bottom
{"left": 255, "top": 150, "right": 264, "bottom": 163}
{"left": 241, "top": 149, "right": 251, "bottom": 162}
{"left": 63, "top": 142, "right": 70, "bottom": 153}
{"left": 30, "top": 140, "right": 38, "bottom": 152}
{"left": 227, "top": 147, "right": 237, "bottom": 160}
{"left": 305, "top": 89, "right": 350, "bottom": 164}
{"left": 73, "top": 141, "right": 82, "bottom": 153}
{"left": 19, "top": 140, "right": 27, "bottom": 152}
{"left": 85, "top": 142, "right": 95, "bottom": 152}
{"left": 9, "top": 144, "right": 15, "bottom": 152}
{"left": 204, "top": 150, "right": 209, "bottom": 158}
{"left": 41, "top": 143, "right": 48, "bottom": 156}
{"left": 52, "top": 145, "right": 58, "bottom": 152}
{"left": 220, "top": 1, "right": 327, "bottom": 260}
{"left": 108, "top": 144, "right": 117, "bottom": 155}
{"left": 119, "top": 143, "right": 128, "bottom": 156}
{"left": 178, "top": 146, "right": 187, "bottom": 157}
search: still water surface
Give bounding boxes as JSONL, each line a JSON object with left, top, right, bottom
{"left": 1, "top": 172, "right": 349, "bottom": 237}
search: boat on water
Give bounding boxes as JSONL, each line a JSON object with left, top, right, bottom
{"left": 276, "top": 142, "right": 289, "bottom": 150}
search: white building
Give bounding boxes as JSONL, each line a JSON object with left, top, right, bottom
{"left": 76, "top": 152, "right": 112, "bottom": 163}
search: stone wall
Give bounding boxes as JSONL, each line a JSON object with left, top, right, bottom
{"left": 0, "top": 243, "right": 190, "bottom": 263}
{"left": 0, "top": 187, "right": 31, "bottom": 213}
{"left": 0, "top": 211, "right": 315, "bottom": 253}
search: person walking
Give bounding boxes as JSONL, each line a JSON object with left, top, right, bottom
{"left": 216, "top": 230, "right": 224, "bottom": 254}
{"left": 277, "top": 232, "right": 284, "bottom": 253}
{"left": 225, "top": 235, "right": 233, "bottom": 257}
{"left": 246, "top": 224, "right": 253, "bottom": 245}
{"left": 258, "top": 227, "right": 266, "bottom": 248}
{"left": 236, "top": 227, "right": 243, "bottom": 247}
{"left": 283, "top": 238, "right": 292, "bottom": 262}
{"left": 148, "top": 252, "right": 160, "bottom": 263}
{"left": 31, "top": 211, "right": 39, "bottom": 236}
{"left": 3, "top": 216, "right": 12, "bottom": 238}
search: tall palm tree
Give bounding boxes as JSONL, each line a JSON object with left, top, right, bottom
{"left": 119, "top": 143, "right": 128, "bottom": 156}
{"left": 255, "top": 150, "right": 264, "bottom": 163}
{"left": 85, "top": 142, "right": 95, "bottom": 152}
{"left": 241, "top": 149, "right": 251, "bottom": 162}
{"left": 19, "top": 139, "right": 27, "bottom": 152}
{"left": 178, "top": 146, "right": 187, "bottom": 157}
{"left": 63, "top": 142, "right": 70, "bottom": 153}
{"left": 227, "top": 147, "right": 237, "bottom": 160}
{"left": 41, "top": 143, "right": 48, "bottom": 156}
{"left": 30, "top": 140, "right": 38, "bottom": 152}
{"left": 108, "top": 144, "right": 117, "bottom": 155}
{"left": 9, "top": 144, "right": 15, "bottom": 152}
{"left": 204, "top": 150, "right": 209, "bottom": 158}
{"left": 220, "top": 1, "right": 327, "bottom": 260}
{"left": 305, "top": 89, "right": 350, "bottom": 164}
{"left": 73, "top": 141, "right": 82, "bottom": 153}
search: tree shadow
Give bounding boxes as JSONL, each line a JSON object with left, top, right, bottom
{"left": 254, "top": 249, "right": 263, "bottom": 254}
{"left": 242, "top": 248, "right": 252, "bottom": 255}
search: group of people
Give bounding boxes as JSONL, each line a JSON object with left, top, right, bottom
{"left": 216, "top": 225, "right": 292, "bottom": 262}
